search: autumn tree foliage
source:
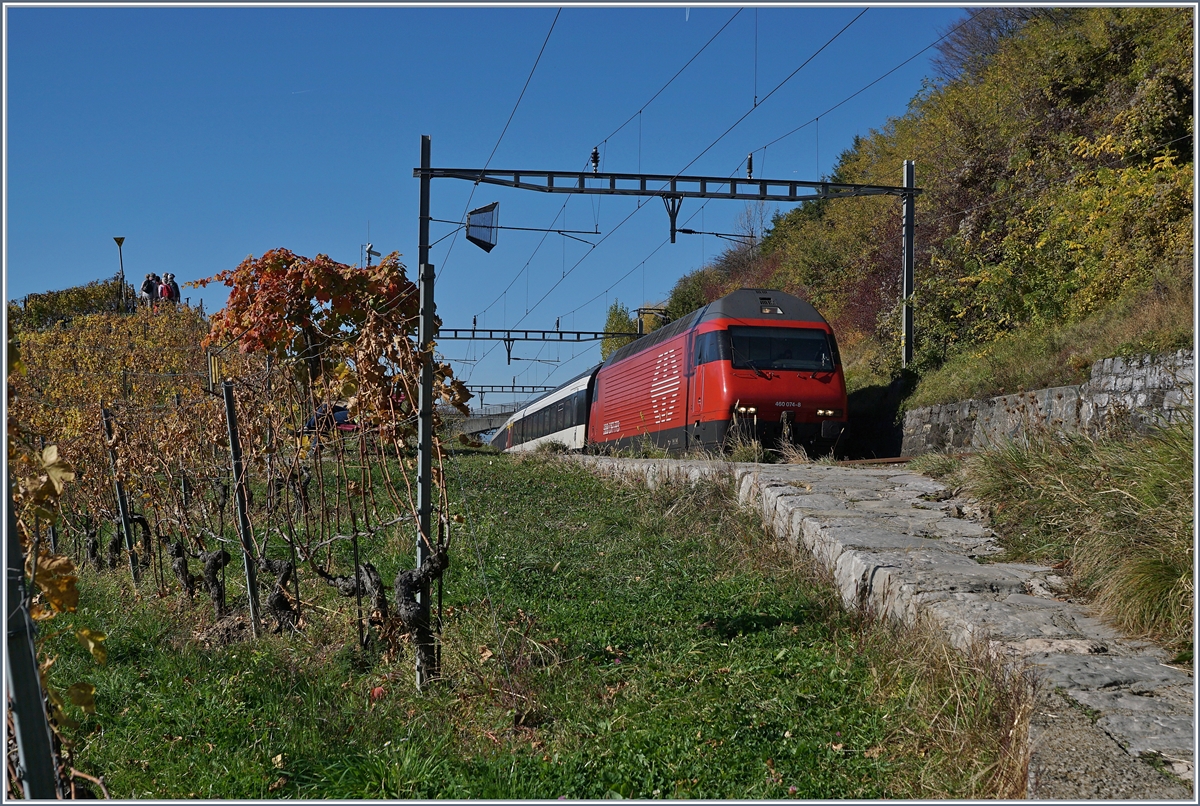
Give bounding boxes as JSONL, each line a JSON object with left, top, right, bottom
{"left": 193, "top": 247, "right": 470, "bottom": 438}
{"left": 9, "top": 247, "right": 474, "bottom": 709}
{"left": 673, "top": 7, "right": 1192, "bottom": 393}
{"left": 10, "top": 306, "right": 212, "bottom": 523}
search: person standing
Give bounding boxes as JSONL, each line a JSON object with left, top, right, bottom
{"left": 167, "top": 273, "right": 181, "bottom": 303}
{"left": 140, "top": 273, "right": 159, "bottom": 305}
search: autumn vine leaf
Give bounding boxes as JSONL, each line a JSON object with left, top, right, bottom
{"left": 75, "top": 629, "right": 107, "bottom": 665}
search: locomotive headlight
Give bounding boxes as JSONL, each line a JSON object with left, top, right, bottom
{"left": 736, "top": 406, "right": 747, "bottom": 414}
{"left": 816, "top": 408, "right": 843, "bottom": 417}
{"left": 747, "top": 407, "right": 757, "bottom": 414}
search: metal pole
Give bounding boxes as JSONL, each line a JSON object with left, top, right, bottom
{"left": 222, "top": 380, "right": 261, "bottom": 638}
{"left": 415, "top": 134, "right": 438, "bottom": 688}
{"left": 101, "top": 407, "right": 140, "bottom": 583}
{"left": 264, "top": 354, "right": 274, "bottom": 487}
{"left": 901, "top": 160, "right": 915, "bottom": 368}
{"left": 5, "top": 480, "right": 62, "bottom": 799}
{"left": 114, "top": 237, "right": 126, "bottom": 313}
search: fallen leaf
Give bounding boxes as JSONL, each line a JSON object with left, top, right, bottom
{"left": 272, "top": 753, "right": 285, "bottom": 769}
{"left": 864, "top": 746, "right": 883, "bottom": 759}
{"left": 268, "top": 776, "right": 288, "bottom": 792}
{"left": 480, "top": 646, "right": 494, "bottom": 662}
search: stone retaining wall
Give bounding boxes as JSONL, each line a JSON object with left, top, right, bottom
{"left": 901, "top": 350, "right": 1193, "bottom": 456}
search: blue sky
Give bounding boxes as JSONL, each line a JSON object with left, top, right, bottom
{"left": 5, "top": 3, "right": 965, "bottom": 392}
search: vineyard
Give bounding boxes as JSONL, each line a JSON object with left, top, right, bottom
{"left": 6, "top": 250, "right": 474, "bottom": 796}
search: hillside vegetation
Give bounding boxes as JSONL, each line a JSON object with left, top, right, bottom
{"left": 654, "top": 7, "right": 1192, "bottom": 405}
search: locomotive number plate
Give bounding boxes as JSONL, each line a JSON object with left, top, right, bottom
{"left": 774, "top": 401, "right": 800, "bottom": 407}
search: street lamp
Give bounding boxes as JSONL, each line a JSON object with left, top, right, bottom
{"left": 113, "top": 237, "right": 126, "bottom": 312}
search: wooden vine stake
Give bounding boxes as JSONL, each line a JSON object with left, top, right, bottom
{"left": 100, "top": 406, "right": 140, "bottom": 584}
{"left": 222, "top": 380, "right": 261, "bottom": 638}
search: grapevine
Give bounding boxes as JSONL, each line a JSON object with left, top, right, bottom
{"left": 10, "top": 248, "right": 471, "bottom": 670}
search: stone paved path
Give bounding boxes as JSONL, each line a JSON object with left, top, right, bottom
{"left": 571, "top": 456, "right": 1194, "bottom": 799}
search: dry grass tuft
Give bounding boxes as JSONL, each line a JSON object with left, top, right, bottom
{"left": 906, "top": 278, "right": 1193, "bottom": 409}
{"left": 777, "top": 440, "right": 811, "bottom": 464}
{"left": 838, "top": 611, "right": 1036, "bottom": 799}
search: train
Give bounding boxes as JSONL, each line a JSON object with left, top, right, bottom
{"left": 488, "top": 288, "right": 847, "bottom": 456}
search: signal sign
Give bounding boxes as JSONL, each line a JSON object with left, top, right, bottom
{"left": 466, "top": 202, "right": 498, "bottom": 252}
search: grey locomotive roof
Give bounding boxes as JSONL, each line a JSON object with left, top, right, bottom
{"left": 696, "top": 288, "right": 827, "bottom": 326}
{"left": 603, "top": 288, "right": 827, "bottom": 368}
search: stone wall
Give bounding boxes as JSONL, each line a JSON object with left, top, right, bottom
{"left": 901, "top": 350, "right": 1193, "bottom": 456}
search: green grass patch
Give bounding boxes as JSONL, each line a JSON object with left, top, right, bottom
{"left": 50, "top": 453, "right": 1029, "bottom": 798}
{"left": 964, "top": 419, "right": 1193, "bottom": 648}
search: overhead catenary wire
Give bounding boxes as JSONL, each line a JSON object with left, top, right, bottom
{"left": 670, "top": 8, "right": 867, "bottom": 178}
{"left": 435, "top": 7, "right": 562, "bottom": 284}
{"left": 421, "top": 6, "right": 1135, "bottom": 359}
{"left": 461, "top": 12, "right": 866, "bottom": 378}
{"left": 544, "top": 9, "right": 996, "bottom": 333}
{"left": 753, "top": 7, "right": 988, "bottom": 157}
{"left": 469, "top": 8, "right": 743, "bottom": 335}
{"left": 591, "top": 8, "right": 744, "bottom": 152}
{"left": 507, "top": 7, "right": 869, "bottom": 329}
{"left": 469, "top": 8, "right": 1008, "bottom": 388}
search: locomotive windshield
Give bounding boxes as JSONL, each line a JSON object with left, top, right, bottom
{"left": 728, "top": 326, "right": 837, "bottom": 372}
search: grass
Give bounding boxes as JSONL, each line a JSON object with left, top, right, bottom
{"left": 907, "top": 450, "right": 968, "bottom": 489}
{"left": 912, "top": 420, "right": 1193, "bottom": 650}
{"left": 728, "top": 433, "right": 768, "bottom": 463}
{"left": 48, "top": 452, "right": 1031, "bottom": 798}
{"left": 904, "top": 280, "right": 1193, "bottom": 410}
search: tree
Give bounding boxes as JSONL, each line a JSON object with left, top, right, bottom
{"left": 930, "top": 7, "right": 1050, "bottom": 83}
{"left": 194, "top": 249, "right": 419, "bottom": 386}
{"left": 601, "top": 300, "right": 638, "bottom": 360}
{"left": 665, "top": 270, "right": 715, "bottom": 322}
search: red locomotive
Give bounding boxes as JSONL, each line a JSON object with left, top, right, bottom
{"left": 491, "top": 288, "right": 847, "bottom": 456}
{"left": 587, "top": 288, "right": 846, "bottom": 454}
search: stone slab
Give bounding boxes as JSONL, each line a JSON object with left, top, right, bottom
{"left": 1070, "top": 688, "right": 1185, "bottom": 715}
{"left": 1097, "top": 712, "right": 1196, "bottom": 758}
{"left": 1028, "top": 653, "right": 1194, "bottom": 692}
